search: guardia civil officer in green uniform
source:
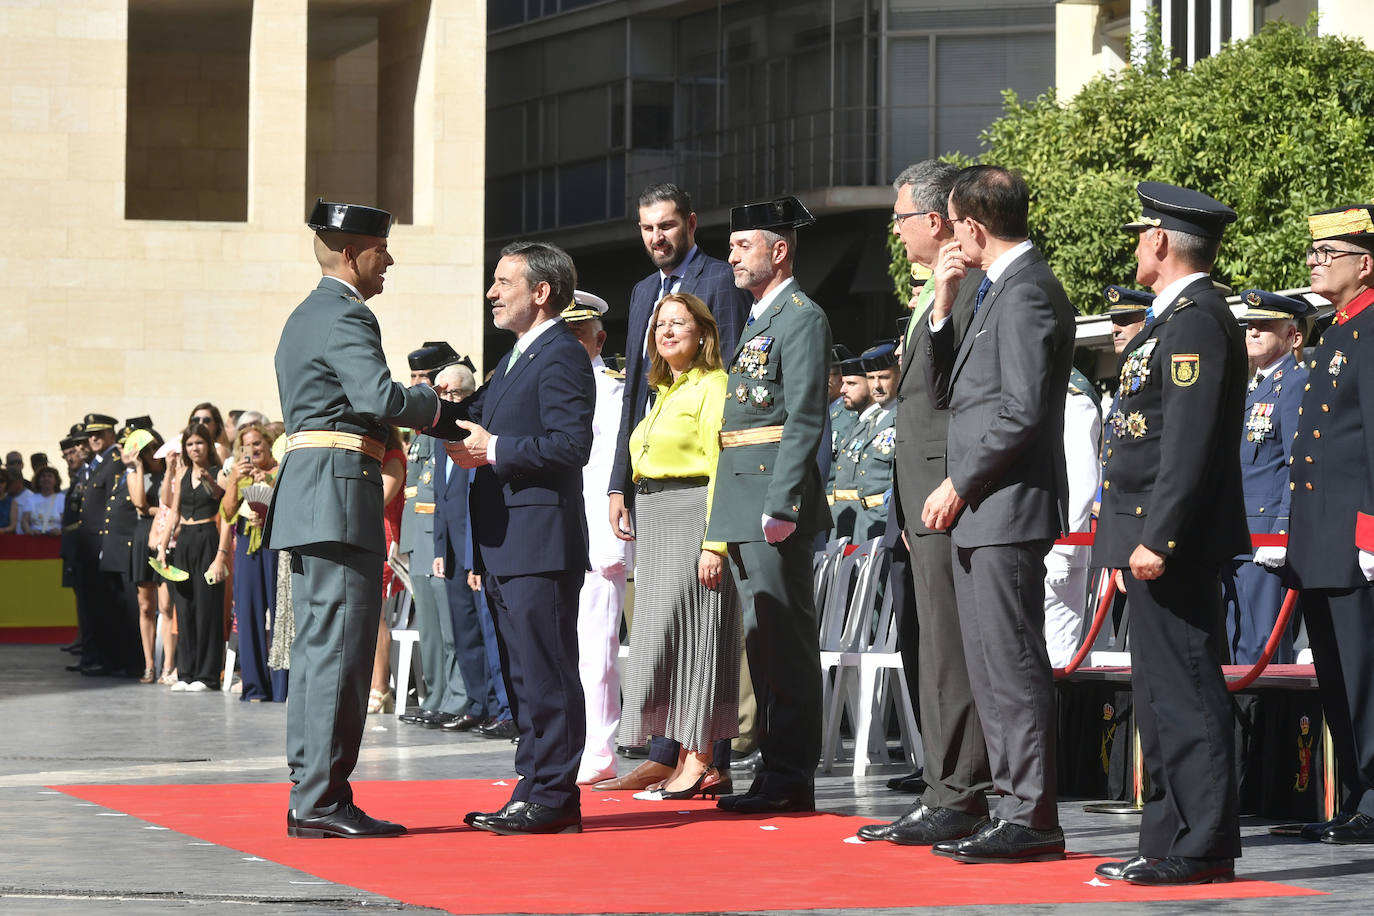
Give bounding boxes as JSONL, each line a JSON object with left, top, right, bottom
{"left": 828, "top": 350, "right": 874, "bottom": 537}
{"left": 708, "top": 196, "right": 833, "bottom": 814}
{"left": 397, "top": 341, "right": 475, "bottom": 729}
{"left": 855, "top": 341, "right": 899, "bottom": 540}
{"left": 267, "top": 200, "right": 465, "bottom": 839}
{"left": 1093, "top": 183, "right": 1248, "bottom": 885}
{"left": 827, "top": 344, "right": 860, "bottom": 486}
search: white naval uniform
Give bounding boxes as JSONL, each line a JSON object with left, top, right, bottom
{"left": 1044, "top": 382, "right": 1102, "bottom": 667}
{"left": 578, "top": 355, "right": 632, "bottom": 781}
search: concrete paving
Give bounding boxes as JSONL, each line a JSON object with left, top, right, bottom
{"left": 1, "top": 642, "right": 1371, "bottom": 914}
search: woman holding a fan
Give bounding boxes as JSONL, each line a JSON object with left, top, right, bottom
{"left": 221, "top": 422, "right": 288, "bottom": 702}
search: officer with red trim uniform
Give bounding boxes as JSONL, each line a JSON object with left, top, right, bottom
{"left": 1282, "top": 203, "right": 1374, "bottom": 845}
{"left": 1093, "top": 182, "right": 1249, "bottom": 885}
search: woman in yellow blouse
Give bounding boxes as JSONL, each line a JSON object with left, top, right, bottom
{"left": 616, "top": 291, "right": 742, "bottom": 800}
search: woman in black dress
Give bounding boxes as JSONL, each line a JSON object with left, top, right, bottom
{"left": 164, "top": 422, "right": 231, "bottom": 692}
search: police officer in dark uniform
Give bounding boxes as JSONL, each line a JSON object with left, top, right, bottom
{"left": 71, "top": 414, "right": 124, "bottom": 675}
{"left": 1282, "top": 204, "right": 1374, "bottom": 844}
{"left": 1222, "top": 290, "right": 1312, "bottom": 665}
{"left": 58, "top": 426, "right": 90, "bottom": 657}
{"left": 97, "top": 416, "right": 156, "bottom": 676}
{"left": 1094, "top": 182, "right": 1249, "bottom": 885}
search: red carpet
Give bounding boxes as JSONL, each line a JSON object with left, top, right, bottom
{"left": 55, "top": 780, "right": 1320, "bottom": 913}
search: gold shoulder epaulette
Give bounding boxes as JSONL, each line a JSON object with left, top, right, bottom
{"left": 603, "top": 367, "right": 625, "bottom": 380}
{"left": 1164, "top": 296, "right": 1194, "bottom": 320}
{"left": 791, "top": 293, "right": 804, "bottom": 307}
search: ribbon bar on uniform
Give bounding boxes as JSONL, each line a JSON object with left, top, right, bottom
{"left": 284, "top": 430, "right": 386, "bottom": 463}
{"left": 719, "top": 425, "right": 784, "bottom": 448}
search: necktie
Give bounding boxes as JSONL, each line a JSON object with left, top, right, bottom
{"left": 660, "top": 273, "right": 676, "bottom": 302}
{"left": 506, "top": 343, "right": 522, "bottom": 375}
{"left": 1145, "top": 305, "right": 1156, "bottom": 325}
{"left": 906, "top": 284, "right": 936, "bottom": 349}
{"left": 973, "top": 276, "right": 992, "bottom": 315}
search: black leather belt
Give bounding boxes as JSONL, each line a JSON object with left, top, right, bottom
{"left": 636, "top": 476, "right": 708, "bottom": 495}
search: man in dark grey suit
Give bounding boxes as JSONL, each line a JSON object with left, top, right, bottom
{"left": 920, "top": 166, "right": 1075, "bottom": 864}
{"left": 269, "top": 200, "right": 464, "bottom": 839}
{"left": 859, "top": 161, "right": 993, "bottom": 846}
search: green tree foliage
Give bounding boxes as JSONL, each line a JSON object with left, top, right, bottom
{"left": 891, "top": 18, "right": 1374, "bottom": 311}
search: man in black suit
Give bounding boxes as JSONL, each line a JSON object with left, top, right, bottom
{"left": 598, "top": 182, "right": 751, "bottom": 792}
{"left": 920, "top": 166, "right": 1075, "bottom": 864}
{"left": 450, "top": 240, "right": 595, "bottom": 835}
{"left": 1093, "top": 182, "right": 1247, "bottom": 884}
{"left": 859, "top": 160, "right": 993, "bottom": 846}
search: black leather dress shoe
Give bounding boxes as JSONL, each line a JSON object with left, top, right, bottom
{"left": 442, "top": 713, "right": 486, "bottom": 732}
{"left": 1121, "top": 855, "right": 1233, "bottom": 885}
{"left": 1270, "top": 811, "right": 1352, "bottom": 839}
{"left": 717, "top": 791, "right": 814, "bottom": 815}
{"left": 465, "top": 799, "right": 526, "bottom": 827}
{"left": 476, "top": 718, "right": 519, "bottom": 740}
{"left": 398, "top": 709, "right": 437, "bottom": 726}
{"left": 286, "top": 804, "right": 406, "bottom": 839}
{"left": 1321, "top": 811, "right": 1374, "bottom": 844}
{"left": 886, "top": 769, "right": 927, "bottom": 793}
{"left": 78, "top": 664, "right": 109, "bottom": 676}
{"left": 472, "top": 802, "right": 581, "bottom": 835}
{"left": 422, "top": 712, "right": 458, "bottom": 729}
{"left": 932, "top": 818, "right": 1065, "bottom": 863}
{"left": 1093, "top": 855, "right": 1150, "bottom": 880}
{"left": 882, "top": 805, "right": 988, "bottom": 846}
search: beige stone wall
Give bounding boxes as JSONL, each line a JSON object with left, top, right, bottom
{"left": 1, "top": 0, "right": 486, "bottom": 466}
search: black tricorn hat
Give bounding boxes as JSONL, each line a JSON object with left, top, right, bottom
{"left": 307, "top": 199, "right": 392, "bottom": 238}
{"left": 409, "top": 341, "right": 461, "bottom": 372}
{"left": 730, "top": 196, "right": 816, "bottom": 232}
{"left": 859, "top": 341, "right": 899, "bottom": 372}
{"left": 59, "top": 435, "right": 82, "bottom": 450}
{"left": 830, "top": 344, "right": 855, "bottom": 367}
{"left": 121, "top": 415, "right": 154, "bottom": 436}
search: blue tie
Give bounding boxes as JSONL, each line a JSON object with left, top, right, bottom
{"left": 974, "top": 276, "right": 992, "bottom": 315}
{"left": 1145, "top": 305, "right": 1156, "bottom": 325}
{"left": 660, "top": 274, "right": 676, "bottom": 302}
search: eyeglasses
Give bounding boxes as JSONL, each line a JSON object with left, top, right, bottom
{"left": 1305, "top": 245, "right": 1366, "bottom": 266}
{"left": 192, "top": 415, "right": 214, "bottom": 423}
{"left": 893, "top": 210, "right": 940, "bottom": 226}
{"left": 653, "top": 318, "right": 694, "bottom": 332}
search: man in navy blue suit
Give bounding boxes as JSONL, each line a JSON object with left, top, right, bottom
{"left": 1222, "top": 289, "right": 1311, "bottom": 665}
{"left": 597, "top": 182, "right": 752, "bottom": 792}
{"left": 448, "top": 240, "right": 595, "bottom": 835}
{"left": 432, "top": 365, "right": 508, "bottom": 735}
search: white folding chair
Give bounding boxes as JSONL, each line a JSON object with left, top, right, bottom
{"left": 385, "top": 543, "right": 422, "bottom": 717}
{"left": 819, "top": 537, "right": 884, "bottom": 771}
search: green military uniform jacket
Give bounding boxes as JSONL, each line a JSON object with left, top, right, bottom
{"left": 853, "top": 404, "right": 895, "bottom": 539}
{"left": 706, "top": 278, "right": 833, "bottom": 543}
{"left": 826, "top": 396, "right": 858, "bottom": 490}
{"left": 401, "top": 433, "right": 439, "bottom": 571}
{"left": 266, "top": 277, "right": 440, "bottom": 556}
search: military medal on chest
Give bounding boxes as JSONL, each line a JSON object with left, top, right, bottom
{"left": 1119, "top": 338, "right": 1158, "bottom": 396}
{"left": 750, "top": 385, "right": 774, "bottom": 408}
{"left": 1329, "top": 350, "right": 1347, "bottom": 377}
{"left": 735, "top": 382, "right": 750, "bottom": 405}
{"left": 732, "top": 335, "right": 774, "bottom": 379}
{"left": 1246, "top": 402, "right": 1274, "bottom": 442}
{"left": 871, "top": 426, "right": 896, "bottom": 457}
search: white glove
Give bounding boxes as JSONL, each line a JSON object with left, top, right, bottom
{"left": 1043, "top": 550, "right": 1071, "bottom": 588}
{"left": 1252, "top": 545, "right": 1287, "bottom": 569}
{"left": 1360, "top": 549, "right": 1374, "bottom": 583}
{"left": 761, "top": 514, "right": 797, "bottom": 545}
{"left": 595, "top": 560, "right": 627, "bottom": 579}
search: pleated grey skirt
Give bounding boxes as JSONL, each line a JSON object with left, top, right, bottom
{"left": 618, "top": 483, "right": 741, "bottom": 751}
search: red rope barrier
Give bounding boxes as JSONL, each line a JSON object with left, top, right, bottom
{"left": 1225, "top": 589, "right": 1300, "bottom": 693}
{"left": 1053, "top": 571, "right": 1117, "bottom": 678}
